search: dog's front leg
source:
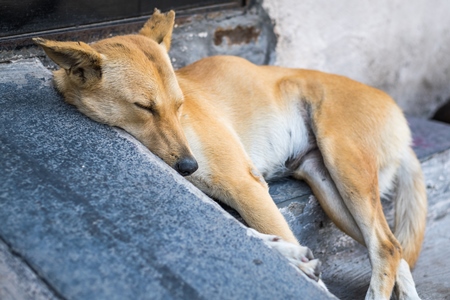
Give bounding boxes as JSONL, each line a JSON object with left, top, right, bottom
{"left": 247, "top": 228, "right": 327, "bottom": 290}
{"left": 184, "top": 132, "right": 323, "bottom": 284}
{"left": 193, "top": 166, "right": 324, "bottom": 284}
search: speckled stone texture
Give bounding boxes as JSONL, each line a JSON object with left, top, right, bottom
{"left": 0, "top": 59, "right": 334, "bottom": 299}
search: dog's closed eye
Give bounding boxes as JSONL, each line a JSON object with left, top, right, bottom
{"left": 134, "top": 102, "right": 156, "bottom": 114}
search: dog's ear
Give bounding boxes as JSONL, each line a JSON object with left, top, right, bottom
{"left": 33, "top": 37, "right": 102, "bottom": 86}
{"left": 139, "top": 9, "right": 175, "bottom": 51}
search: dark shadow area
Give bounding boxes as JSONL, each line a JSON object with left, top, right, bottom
{"left": 0, "top": 0, "right": 244, "bottom": 39}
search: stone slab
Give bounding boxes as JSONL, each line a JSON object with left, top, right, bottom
{"left": 0, "top": 58, "right": 334, "bottom": 299}
{"left": 408, "top": 116, "right": 450, "bottom": 161}
{"left": 0, "top": 238, "right": 59, "bottom": 300}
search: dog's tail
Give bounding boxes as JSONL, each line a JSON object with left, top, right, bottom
{"left": 393, "top": 147, "right": 427, "bottom": 267}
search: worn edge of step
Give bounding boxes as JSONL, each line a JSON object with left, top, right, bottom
{"left": 0, "top": 58, "right": 337, "bottom": 299}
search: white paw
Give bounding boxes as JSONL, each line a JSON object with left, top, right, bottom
{"left": 395, "top": 259, "right": 421, "bottom": 300}
{"left": 248, "top": 229, "right": 324, "bottom": 284}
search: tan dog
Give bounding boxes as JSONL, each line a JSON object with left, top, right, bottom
{"left": 34, "top": 9, "right": 426, "bottom": 300}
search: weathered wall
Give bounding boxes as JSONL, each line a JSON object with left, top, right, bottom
{"left": 169, "top": 5, "right": 277, "bottom": 69}
{"left": 261, "top": 0, "right": 450, "bottom": 117}
{"left": 8, "top": 5, "right": 277, "bottom": 75}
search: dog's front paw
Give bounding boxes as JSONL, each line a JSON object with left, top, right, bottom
{"left": 265, "top": 235, "right": 321, "bottom": 281}
{"left": 248, "top": 229, "right": 323, "bottom": 282}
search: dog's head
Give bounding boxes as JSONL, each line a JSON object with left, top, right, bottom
{"left": 34, "top": 10, "right": 198, "bottom": 176}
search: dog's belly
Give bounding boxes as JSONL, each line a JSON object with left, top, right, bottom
{"left": 243, "top": 109, "right": 311, "bottom": 181}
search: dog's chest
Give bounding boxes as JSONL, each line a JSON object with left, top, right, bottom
{"left": 243, "top": 107, "right": 310, "bottom": 180}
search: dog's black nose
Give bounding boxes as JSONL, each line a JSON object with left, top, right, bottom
{"left": 175, "top": 157, "right": 198, "bottom": 176}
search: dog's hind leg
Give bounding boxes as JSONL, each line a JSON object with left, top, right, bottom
{"left": 315, "top": 141, "right": 404, "bottom": 300}
{"left": 293, "top": 149, "right": 420, "bottom": 299}
{"left": 293, "top": 149, "right": 365, "bottom": 245}
{"left": 394, "top": 260, "right": 420, "bottom": 300}
{"left": 294, "top": 145, "right": 417, "bottom": 299}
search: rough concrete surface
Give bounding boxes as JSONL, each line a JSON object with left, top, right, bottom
{"left": 0, "top": 59, "right": 335, "bottom": 299}
{"left": 0, "top": 239, "right": 59, "bottom": 300}
{"left": 262, "top": 0, "right": 450, "bottom": 118}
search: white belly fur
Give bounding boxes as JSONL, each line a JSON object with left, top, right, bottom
{"left": 243, "top": 103, "right": 310, "bottom": 180}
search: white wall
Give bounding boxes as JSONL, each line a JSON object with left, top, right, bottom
{"left": 262, "top": 0, "right": 450, "bottom": 117}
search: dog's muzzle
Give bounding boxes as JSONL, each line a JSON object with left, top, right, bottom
{"left": 175, "top": 156, "right": 198, "bottom": 176}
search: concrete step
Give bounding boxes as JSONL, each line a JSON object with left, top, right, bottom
{"left": 0, "top": 59, "right": 335, "bottom": 299}
{"left": 269, "top": 118, "right": 450, "bottom": 299}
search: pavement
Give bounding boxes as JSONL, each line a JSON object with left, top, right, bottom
{"left": 1, "top": 57, "right": 449, "bottom": 300}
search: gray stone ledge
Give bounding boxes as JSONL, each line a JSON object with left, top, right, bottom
{"left": 0, "top": 58, "right": 334, "bottom": 300}
{"left": 0, "top": 238, "right": 60, "bottom": 300}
